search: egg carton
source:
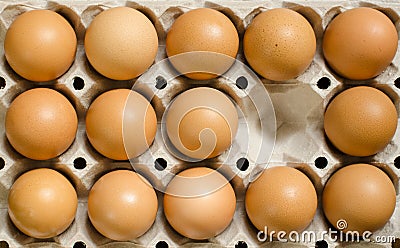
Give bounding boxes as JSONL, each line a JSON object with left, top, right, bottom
{"left": 0, "top": 0, "right": 400, "bottom": 248}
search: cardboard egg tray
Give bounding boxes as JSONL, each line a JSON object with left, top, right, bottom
{"left": 1, "top": 0, "right": 400, "bottom": 247}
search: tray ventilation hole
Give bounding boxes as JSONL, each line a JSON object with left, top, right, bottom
{"left": 155, "top": 241, "right": 168, "bottom": 248}
{"left": 74, "top": 157, "right": 86, "bottom": 170}
{"left": 394, "top": 156, "right": 400, "bottom": 169}
{"left": 315, "top": 240, "right": 328, "bottom": 248}
{"left": 315, "top": 157, "right": 328, "bottom": 169}
{"left": 235, "top": 241, "right": 248, "bottom": 248}
{"left": 0, "top": 77, "right": 5, "bottom": 89}
{"left": 155, "top": 76, "right": 167, "bottom": 90}
{"left": 0, "top": 241, "right": 9, "bottom": 248}
{"left": 236, "top": 158, "right": 249, "bottom": 171}
{"left": 155, "top": 158, "right": 167, "bottom": 171}
{"left": 0, "top": 158, "right": 4, "bottom": 170}
{"left": 395, "top": 78, "right": 400, "bottom": 89}
{"left": 236, "top": 76, "right": 248, "bottom": 89}
{"left": 317, "top": 77, "right": 331, "bottom": 89}
{"left": 73, "top": 77, "right": 84, "bottom": 90}
{"left": 73, "top": 241, "right": 86, "bottom": 248}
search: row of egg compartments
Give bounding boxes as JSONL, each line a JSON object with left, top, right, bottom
{"left": 0, "top": 9, "right": 390, "bottom": 95}
{"left": 0, "top": 239, "right": 398, "bottom": 248}
{"left": 2, "top": 4, "right": 399, "bottom": 86}
{"left": 0, "top": 161, "right": 398, "bottom": 248}
{"left": 2, "top": 71, "right": 400, "bottom": 170}
{"left": 0, "top": 238, "right": 335, "bottom": 248}
{"left": 0, "top": 160, "right": 398, "bottom": 248}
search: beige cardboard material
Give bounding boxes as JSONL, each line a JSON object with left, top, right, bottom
{"left": 0, "top": 0, "right": 400, "bottom": 247}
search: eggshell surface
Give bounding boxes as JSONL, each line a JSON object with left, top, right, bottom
{"left": 166, "top": 8, "right": 239, "bottom": 80}
{"left": 323, "top": 7, "right": 398, "bottom": 80}
{"left": 5, "top": 88, "right": 78, "bottom": 160}
{"left": 245, "top": 166, "right": 317, "bottom": 235}
{"left": 163, "top": 167, "right": 236, "bottom": 240}
{"left": 322, "top": 164, "right": 396, "bottom": 233}
{"left": 165, "top": 87, "right": 238, "bottom": 160}
{"left": 324, "top": 86, "right": 397, "bottom": 157}
{"left": 243, "top": 8, "right": 316, "bottom": 81}
{"left": 8, "top": 168, "right": 78, "bottom": 239}
{"left": 88, "top": 170, "right": 158, "bottom": 241}
{"left": 85, "top": 7, "right": 158, "bottom": 80}
{"left": 4, "top": 10, "right": 77, "bottom": 82}
{"left": 86, "top": 89, "right": 157, "bottom": 160}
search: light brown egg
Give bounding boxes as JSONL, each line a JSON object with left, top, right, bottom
{"left": 323, "top": 164, "right": 396, "bottom": 233}
{"left": 4, "top": 10, "right": 77, "bottom": 82}
{"left": 8, "top": 168, "right": 77, "bottom": 239}
{"left": 88, "top": 170, "right": 158, "bottom": 241}
{"left": 163, "top": 167, "right": 236, "bottom": 240}
{"left": 324, "top": 86, "right": 397, "bottom": 157}
{"left": 245, "top": 166, "right": 317, "bottom": 235}
{"left": 243, "top": 8, "right": 316, "bottom": 81}
{"left": 166, "top": 8, "right": 239, "bottom": 80}
{"left": 165, "top": 87, "right": 238, "bottom": 160}
{"left": 323, "top": 7, "right": 398, "bottom": 80}
{"left": 5, "top": 88, "right": 78, "bottom": 160}
{"left": 86, "top": 89, "right": 157, "bottom": 160}
{"left": 85, "top": 7, "right": 158, "bottom": 80}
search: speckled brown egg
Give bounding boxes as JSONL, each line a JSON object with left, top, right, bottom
{"left": 245, "top": 166, "right": 317, "bottom": 235}
{"left": 86, "top": 89, "right": 157, "bottom": 160}
{"left": 165, "top": 87, "right": 238, "bottom": 160}
{"left": 5, "top": 88, "right": 78, "bottom": 160}
{"left": 4, "top": 10, "right": 77, "bottom": 82}
{"left": 88, "top": 170, "right": 158, "bottom": 241}
{"left": 324, "top": 86, "right": 397, "bottom": 157}
{"left": 85, "top": 7, "right": 158, "bottom": 80}
{"left": 323, "top": 164, "right": 396, "bottom": 233}
{"left": 8, "top": 168, "right": 77, "bottom": 239}
{"left": 243, "top": 8, "right": 316, "bottom": 81}
{"left": 163, "top": 167, "right": 236, "bottom": 240}
{"left": 166, "top": 8, "right": 239, "bottom": 80}
{"left": 323, "top": 7, "right": 398, "bottom": 80}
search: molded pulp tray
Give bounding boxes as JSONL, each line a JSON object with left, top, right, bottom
{"left": 0, "top": 0, "right": 400, "bottom": 247}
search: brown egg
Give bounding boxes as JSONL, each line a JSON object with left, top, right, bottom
{"left": 86, "top": 89, "right": 157, "bottom": 160}
{"left": 324, "top": 86, "right": 397, "bottom": 157}
{"left": 243, "top": 8, "right": 316, "bottom": 81}
{"left": 88, "top": 170, "right": 158, "bottom": 241}
{"left": 165, "top": 87, "right": 238, "bottom": 160}
{"left": 323, "top": 7, "right": 398, "bottom": 80}
{"left": 166, "top": 8, "right": 239, "bottom": 80}
{"left": 5, "top": 88, "right": 78, "bottom": 160}
{"left": 323, "top": 164, "right": 396, "bottom": 233}
{"left": 163, "top": 167, "right": 236, "bottom": 240}
{"left": 8, "top": 168, "right": 77, "bottom": 239}
{"left": 4, "top": 10, "right": 77, "bottom": 82}
{"left": 245, "top": 166, "right": 317, "bottom": 235}
{"left": 85, "top": 7, "right": 158, "bottom": 80}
